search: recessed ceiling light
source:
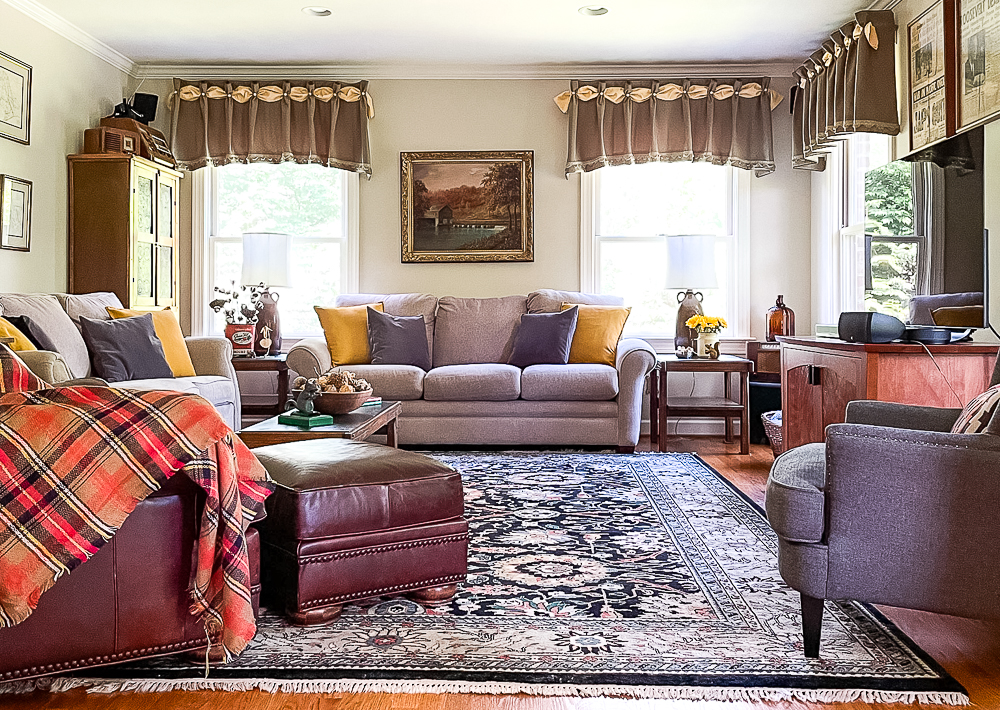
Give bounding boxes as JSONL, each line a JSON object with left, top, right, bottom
{"left": 579, "top": 5, "right": 609, "bottom": 15}
{"left": 302, "top": 6, "right": 332, "bottom": 16}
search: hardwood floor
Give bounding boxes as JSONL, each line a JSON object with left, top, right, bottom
{"left": 5, "top": 437, "right": 1000, "bottom": 710}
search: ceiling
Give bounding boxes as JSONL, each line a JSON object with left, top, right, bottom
{"left": 17, "top": 0, "right": 877, "bottom": 75}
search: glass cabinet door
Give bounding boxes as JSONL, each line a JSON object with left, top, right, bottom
{"left": 131, "top": 163, "right": 160, "bottom": 307}
{"left": 154, "top": 171, "right": 179, "bottom": 307}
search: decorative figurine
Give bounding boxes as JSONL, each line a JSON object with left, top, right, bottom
{"left": 704, "top": 341, "right": 721, "bottom": 359}
{"left": 285, "top": 380, "right": 322, "bottom": 416}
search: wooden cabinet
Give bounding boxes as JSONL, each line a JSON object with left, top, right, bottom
{"left": 68, "top": 154, "right": 182, "bottom": 309}
{"left": 778, "top": 336, "right": 998, "bottom": 448}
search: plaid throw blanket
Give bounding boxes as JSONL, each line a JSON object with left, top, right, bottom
{"left": 0, "top": 386, "right": 273, "bottom": 659}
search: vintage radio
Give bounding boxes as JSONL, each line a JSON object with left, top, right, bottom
{"left": 100, "top": 117, "right": 176, "bottom": 168}
{"left": 83, "top": 127, "right": 140, "bottom": 155}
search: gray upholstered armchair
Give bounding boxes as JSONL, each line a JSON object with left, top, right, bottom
{"left": 765, "top": 398, "right": 1000, "bottom": 657}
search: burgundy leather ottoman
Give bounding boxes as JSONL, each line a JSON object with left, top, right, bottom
{"left": 253, "top": 438, "right": 468, "bottom": 624}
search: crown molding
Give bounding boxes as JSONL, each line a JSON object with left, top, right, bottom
{"left": 138, "top": 60, "right": 798, "bottom": 81}
{"left": 3, "top": 0, "right": 137, "bottom": 75}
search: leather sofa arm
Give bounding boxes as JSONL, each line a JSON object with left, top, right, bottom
{"left": 287, "top": 337, "right": 332, "bottom": 379}
{"left": 17, "top": 350, "right": 74, "bottom": 384}
{"left": 845, "top": 400, "right": 961, "bottom": 432}
{"left": 615, "top": 337, "right": 656, "bottom": 450}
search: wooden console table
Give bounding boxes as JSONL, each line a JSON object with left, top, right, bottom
{"left": 649, "top": 354, "right": 752, "bottom": 455}
{"left": 777, "top": 336, "right": 1000, "bottom": 449}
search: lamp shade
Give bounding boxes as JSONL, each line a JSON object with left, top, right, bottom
{"left": 241, "top": 232, "right": 291, "bottom": 287}
{"left": 665, "top": 235, "right": 719, "bottom": 290}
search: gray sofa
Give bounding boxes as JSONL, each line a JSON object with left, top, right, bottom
{"left": 0, "top": 292, "right": 241, "bottom": 430}
{"left": 286, "top": 290, "right": 656, "bottom": 451}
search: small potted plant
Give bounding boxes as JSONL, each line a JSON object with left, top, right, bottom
{"left": 210, "top": 282, "right": 264, "bottom": 357}
{"left": 685, "top": 314, "right": 727, "bottom": 358}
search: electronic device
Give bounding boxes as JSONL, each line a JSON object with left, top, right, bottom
{"left": 110, "top": 93, "right": 158, "bottom": 125}
{"left": 83, "top": 127, "right": 140, "bottom": 155}
{"left": 99, "top": 117, "right": 175, "bottom": 168}
{"left": 903, "top": 326, "right": 974, "bottom": 344}
{"left": 838, "top": 312, "right": 906, "bottom": 343}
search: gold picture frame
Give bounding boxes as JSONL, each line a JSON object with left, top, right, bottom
{"left": 401, "top": 150, "right": 533, "bottom": 263}
{"left": 0, "top": 51, "right": 31, "bottom": 145}
{"left": 0, "top": 175, "right": 31, "bottom": 252}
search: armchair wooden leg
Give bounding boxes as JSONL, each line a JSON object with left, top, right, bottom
{"left": 801, "top": 593, "right": 824, "bottom": 658}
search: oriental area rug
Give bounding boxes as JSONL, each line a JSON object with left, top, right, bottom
{"left": 42, "top": 452, "right": 967, "bottom": 704}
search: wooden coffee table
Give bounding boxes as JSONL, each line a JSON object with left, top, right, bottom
{"left": 238, "top": 401, "right": 402, "bottom": 449}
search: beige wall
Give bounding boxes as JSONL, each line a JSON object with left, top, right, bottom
{"left": 0, "top": 4, "right": 130, "bottom": 294}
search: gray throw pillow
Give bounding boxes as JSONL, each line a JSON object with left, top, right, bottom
{"left": 79, "top": 314, "right": 174, "bottom": 382}
{"left": 367, "top": 307, "right": 431, "bottom": 371}
{"left": 507, "top": 306, "right": 579, "bottom": 369}
{"left": 4, "top": 315, "right": 49, "bottom": 351}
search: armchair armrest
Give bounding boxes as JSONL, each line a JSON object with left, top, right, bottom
{"left": 17, "top": 350, "right": 74, "bottom": 384}
{"left": 184, "top": 337, "right": 241, "bottom": 430}
{"left": 844, "top": 400, "right": 961, "bottom": 432}
{"left": 286, "top": 337, "right": 332, "bottom": 378}
{"left": 615, "top": 338, "right": 656, "bottom": 450}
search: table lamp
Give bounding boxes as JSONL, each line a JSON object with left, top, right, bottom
{"left": 665, "top": 235, "right": 719, "bottom": 350}
{"left": 242, "top": 232, "right": 291, "bottom": 356}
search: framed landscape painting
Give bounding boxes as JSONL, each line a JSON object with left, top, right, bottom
{"left": 0, "top": 51, "right": 31, "bottom": 145}
{"left": 400, "top": 150, "right": 533, "bottom": 263}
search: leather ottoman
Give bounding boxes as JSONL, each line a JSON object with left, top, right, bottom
{"left": 253, "top": 438, "right": 468, "bottom": 624}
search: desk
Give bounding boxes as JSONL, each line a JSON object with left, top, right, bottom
{"left": 649, "top": 354, "right": 752, "bottom": 454}
{"left": 231, "top": 354, "right": 290, "bottom": 417}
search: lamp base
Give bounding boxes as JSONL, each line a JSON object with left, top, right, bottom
{"left": 254, "top": 288, "right": 282, "bottom": 357}
{"left": 675, "top": 289, "right": 705, "bottom": 350}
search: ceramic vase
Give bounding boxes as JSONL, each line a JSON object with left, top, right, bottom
{"left": 696, "top": 332, "right": 721, "bottom": 358}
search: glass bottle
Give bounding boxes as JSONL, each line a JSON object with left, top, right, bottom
{"left": 766, "top": 295, "right": 795, "bottom": 342}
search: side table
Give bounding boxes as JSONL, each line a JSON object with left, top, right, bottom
{"left": 649, "top": 354, "right": 752, "bottom": 455}
{"left": 231, "top": 354, "right": 291, "bottom": 417}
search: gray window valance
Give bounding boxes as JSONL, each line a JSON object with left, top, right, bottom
{"left": 792, "top": 10, "right": 900, "bottom": 171}
{"left": 555, "top": 78, "right": 782, "bottom": 177}
{"left": 168, "top": 78, "right": 374, "bottom": 177}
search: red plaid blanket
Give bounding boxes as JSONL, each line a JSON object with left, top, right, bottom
{"left": 0, "top": 386, "right": 273, "bottom": 659}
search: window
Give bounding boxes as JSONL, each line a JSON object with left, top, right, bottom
{"left": 192, "top": 163, "right": 359, "bottom": 338}
{"left": 582, "top": 162, "right": 747, "bottom": 347}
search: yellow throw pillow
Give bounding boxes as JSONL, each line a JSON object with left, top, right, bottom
{"left": 106, "top": 307, "right": 196, "bottom": 377}
{"left": 0, "top": 317, "right": 36, "bottom": 351}
{"left": 561, "top": 303, "right": 631, "bottom": 366}
{"left": 314, "top": 303, "right": 384, "bottom": 366}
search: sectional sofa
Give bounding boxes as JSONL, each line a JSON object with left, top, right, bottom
{"left": 286, "top": 290, "right": 656, "bottom": 451}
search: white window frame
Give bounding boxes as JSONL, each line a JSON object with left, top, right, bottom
{"left": 190, "top": 165, "right": 360, "bottom": 338}
{"left": 580, "top": 165, "right": 750, "bottom": 352}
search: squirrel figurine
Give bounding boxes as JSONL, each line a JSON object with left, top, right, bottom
{"left": 285, "top": 380, "right": 322, "bottom": 415}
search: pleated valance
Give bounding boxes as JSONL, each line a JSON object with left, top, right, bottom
{"left": 555, "top": 78, "right": 782, "bottom": 177}
{"left": 168, "top": 78, "right": 374, "bottom": 177}
{"left": 792, "top": 10, "right": 900, "bottom": 171}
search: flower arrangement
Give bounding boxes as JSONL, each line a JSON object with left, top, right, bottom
{"left": 209, "top": 281, "right": 266, "bottom": 325}
{"left": 685, "top": 315, "right": 728, "bottom": 333}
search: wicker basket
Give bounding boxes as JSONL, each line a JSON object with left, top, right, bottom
{"left": 761, "top": 410, "right": 785, "bottom": 457}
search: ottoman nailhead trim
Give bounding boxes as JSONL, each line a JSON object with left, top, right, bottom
{"left": 302, "top": 573, "right": 467, "bottom": 608}
{"left": 300, "top": 533, "right": 470, "bottom": 565}
{"left": 1, "top": 638, "right": 206, "bottom": 681}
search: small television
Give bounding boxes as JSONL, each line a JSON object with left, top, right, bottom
{"left": 863, "top": 127, "right": 988, "bottom": 330}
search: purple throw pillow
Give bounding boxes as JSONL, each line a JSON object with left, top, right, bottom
{"left": 80, "top": 314, "right": 174, "bottom": 382}
{"left": 507, "top": 306, "right": 579, "bottom": 369}
{"left": 367, "top": 307, "right": 431, "bottom": 371}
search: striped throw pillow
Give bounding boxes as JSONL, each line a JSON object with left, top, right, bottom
{"left": 951, "top": 384, "right": 1000, "bottom": 434}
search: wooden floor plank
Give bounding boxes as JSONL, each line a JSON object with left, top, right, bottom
{"left": 5, "top": 437, "right": 997, "bottom": 710}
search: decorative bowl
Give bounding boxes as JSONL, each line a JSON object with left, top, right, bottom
{"left": 293, "top": 388, "right": 373, "bottom": 415}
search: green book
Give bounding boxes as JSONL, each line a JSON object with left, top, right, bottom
{"left": 278, "top": 412, "right": 335, "bottom": 428}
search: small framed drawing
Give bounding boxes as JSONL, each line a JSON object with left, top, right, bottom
{"left": 908, "top": 0, "right": 952, "bottom": 150}
{"left": 0, "top": 175, "right": 32, "bottom": 252}
{"left": 401, "top": 150, "right": 534, "bottom": 263}
{"left": 958, "top": 0, "right": 1000, "bottom": 129}
{"left": 0, "top": 51, "right": 31, "bottom": 145}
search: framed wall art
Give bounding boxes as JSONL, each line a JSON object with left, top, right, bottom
{"left": 958, "top": 0, "right": 1000, "bottom": 129}
{"left": 400, "top": 150, "right": 533, "bottom": 263}
{"left": 0, "top": 175, "right": 31, "bottom": 252}
{"left": 909, "top": 0, "right": 953, "bottom": 149}
{"left": 0, "top": 51, "right": 31, "bottom": 145}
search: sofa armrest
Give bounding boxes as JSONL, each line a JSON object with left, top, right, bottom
{"left": 287, "top": 337, "right": 332, "bottom": 378}
{"left": 844, "top": 400, "right": 961, "bottom": 432}
{"left": 185, "top": 337, "right": 241, "bottom": 429}
{"left": 615, "top": 338, "right": 657, "bottom": 450}
{"left": 17, "top": 350, "right": 74, "bottom": 384}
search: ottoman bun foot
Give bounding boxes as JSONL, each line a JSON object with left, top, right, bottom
{"left": 288, "top": 603, "right": 344, "bottom": 626}
{"left": 408, "top": 584, "right": 459, "bottom": 605}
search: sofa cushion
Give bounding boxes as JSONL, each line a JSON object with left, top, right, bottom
{"left": 0, "top": 317, "right": 37, "bottom": 351}
{"left": 80, "top": 314, "right": 174, "bottom": 382}
{"left": 433, "top": 295, "right": 526, "bottom": 367}
{"left": 107, "top": 307, "right": 196, "bottom": 377}
{"left": 527, "top": 289, "right": 625, "bottom": 313}
{"left": 315, "top": 303, "right": 383, "bottom": 366}
{"left": 508, "top": 306, "right": 578, "bottom": 369}
{"left": 54, "top": 292, "right": 123, "bottom": 328}
{"left": 0, "top": 294, "right": 92, "bottom": 378}
{"left": 334, "top": 364, "right": 425, "bottom": 401}
{"left": 367, "top": 307, "right": 431, "bottom": 371}
{"left": 563, "top": 304, "right": 631, "bottom": 366}
{"left": 120, "top": 374, "right": 236, "bottom": 406}
{"left": 424, "top": 364, "right": 521, "bottom": 401}
{"left": 765, "top": 443, "right": 827, "bottom": 544}
{"left": 337, "top": 293, "right": 438, "bottom": 362}
{"left": 520, "top": 364, "right": 619, "bottom": 401}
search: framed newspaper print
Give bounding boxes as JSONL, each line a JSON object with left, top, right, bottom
{"left": 909, "top": 0, "right": 952, "bottom": 149}
{"left": 958, "top": 0, "right": 1000, "bottom": 129}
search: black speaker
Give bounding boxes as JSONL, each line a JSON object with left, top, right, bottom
{"left": 838, "top": 312, "right": 906, "bottom": 343}
{"left": 131, "top": 93, "right": 158, "bottom": 124}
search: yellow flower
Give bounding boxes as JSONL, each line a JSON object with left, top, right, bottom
{"left": 685, "top": 315, "right": 727, "bottom": 333}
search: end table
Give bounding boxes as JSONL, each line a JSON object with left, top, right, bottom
{"left": 231, "top": 354, "right": 291, "bottom": 417}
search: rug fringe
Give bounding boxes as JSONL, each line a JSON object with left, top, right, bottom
{"left": 40, "top": 677, "right": 968, "bottom": 704}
